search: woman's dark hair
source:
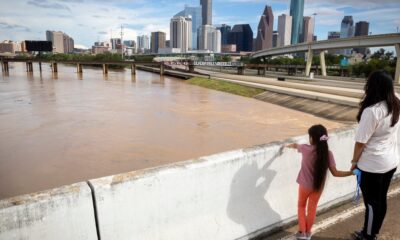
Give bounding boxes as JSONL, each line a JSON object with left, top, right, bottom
{"left": 308, "top": 124, "right": 329, "bottom": 191}
{"left": 357, "top": 70, "right": 400, "bottom": 127}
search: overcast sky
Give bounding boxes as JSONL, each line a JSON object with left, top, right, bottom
{"left": 0, "top": 0, "right": 399, "bottom": 49}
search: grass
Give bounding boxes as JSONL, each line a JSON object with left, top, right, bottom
{"left": 187, "top": 77, "right": 264, "bottom": 98}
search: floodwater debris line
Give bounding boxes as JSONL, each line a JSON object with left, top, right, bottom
{"left": 187, "top": 77, "right": 265, "bottom": 97}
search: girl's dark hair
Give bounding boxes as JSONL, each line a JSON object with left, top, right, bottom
{"left": 357, "top": 70, "right": 400, "bottom": 127}
{"left": 308, "top": 124, "right": 329, "bottom": 191}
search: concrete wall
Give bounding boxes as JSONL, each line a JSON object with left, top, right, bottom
{"left": 2, "top": 126, "right": 398, "bottom": 240}
{"left": 0, "top": 182, "right": 97, "bottom": 240}
{"left": 90, "top": 126, "right": 382, "bottom": 240}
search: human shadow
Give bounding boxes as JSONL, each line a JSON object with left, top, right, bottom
{"left": 227, "top": 146, "right": 284, "bottom": 237}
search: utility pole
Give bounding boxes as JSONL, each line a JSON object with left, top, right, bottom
{"left": 120, "top": 25, "right": 124, "bottom": 60}
{"left": 312, "top": 13, "right": 317, "bottom": 41}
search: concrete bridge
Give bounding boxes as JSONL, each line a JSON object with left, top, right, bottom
{"left": 0, "top": 58, "right": 168, "bottom": 76}
{"left": 251, "top": 33, "right": 400, "bottom": 82}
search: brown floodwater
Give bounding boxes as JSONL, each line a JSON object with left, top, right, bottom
{"left": 0, "top": 63, "right": 343, "bottom": 199}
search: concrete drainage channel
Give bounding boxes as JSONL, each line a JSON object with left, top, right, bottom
{"left": 1, "top": 126, "right": 400, "bottom": 240}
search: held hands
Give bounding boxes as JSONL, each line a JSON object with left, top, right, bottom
{"left": 350, "top": 160, "right": 358, "bottom": 171}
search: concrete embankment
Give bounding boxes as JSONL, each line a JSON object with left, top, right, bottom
{"left": 2, "top": 126, "right": 399, "bottom": 240}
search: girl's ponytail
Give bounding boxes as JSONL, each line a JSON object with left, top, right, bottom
{"left": 308, "top": 125, "right": 330, "bottom": 191}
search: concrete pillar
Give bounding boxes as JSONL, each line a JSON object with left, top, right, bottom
{"left": 395, "top": 44, "right": 400, "bottom": 84}
{"left": 320, "top": 51, "right": 327, "bottom": 77}
{"left": 237, "top": 66, "right": 244, "bottom": 75}
{"left": 26, "top": 62, "right": 32, "bottom": 72}
{"left": 77, "top": 63, "right": 83, "bottom": 73}
{"left": 305, "top": 47, "right": 313, "bottom": 77}
{"left": 2, "top": 61, "right": 9, "bottom": 72}
{"left": 103, "top": 64, "right": 108, "bottom": 74}
{"left": 263, "top": 66, "right": 267, "bottom": 76}
{"left": 188, "top": 63, "right": 195, "bottom": 73}
{"left": 160, "top": 63, "right": 164, "bottom": 76}
{"left": 51, "top": 62, "right": 58, "bottom": 73}
{"left": 131, "top": 64, "right": 136, "bottom": 75}
{"left": 257, "top": 67, "right": 261, "bottom": 75}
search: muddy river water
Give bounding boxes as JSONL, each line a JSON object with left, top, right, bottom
{"left": 0, "top": 63, "right": 343, "bottom": 199}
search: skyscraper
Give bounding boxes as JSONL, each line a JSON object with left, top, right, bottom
{"left": 200, "top": 0, "right": 212, "bottom": 25}
{"left": 302, "top": 16, "right": 314, "bottom": 43}
{"left": 46, "top": 30, "right": 74, "bottom": 53}
{"left": 327, "top": 31, "right": 341, "bottom": 55}
{"left": 151, "top": 31, "right": 166, "bottom": 53}
{"left": 290, "top": 0, "right": 304, "bottom": 45}
{"left": 217, "top": 24, "right": 231, "bottom": 45}
{"left": 278, "top": 14, "right": 292, "bottom": 47}
{"left": 354, "top": 21, "right": 370, "bottom": 55}
{"left": 198, "top": 25, "right": 221, "bottom": 53}
{"left": 272, "top": 31, "right": 278, "bottom": 48}
{"left": 170, "top": 16, "right": 193, "bottom": 53}
{"left": 228, "top": 24, "right": 253, "bottom": 52}
{"left": 110, "top": 38, "right": 121, "bottom": 50}
{"left": 137, "top": 35, "right": 150, "bottom": 53}
{"left": 255, "top": 5, "right": 274, "bottom": 51}
{"left": 340, "top": 16, "right": 354, "bottom": 55}
{"left": 174, "top": 5, "right": 201, "bottom": 49}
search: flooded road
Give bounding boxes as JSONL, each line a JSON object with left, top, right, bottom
{"left": 0, "top": 63, "right": 343, "bottom": 199}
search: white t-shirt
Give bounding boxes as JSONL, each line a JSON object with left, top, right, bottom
{"left": 355, "top": 101, "right": 399, "bottom": 173}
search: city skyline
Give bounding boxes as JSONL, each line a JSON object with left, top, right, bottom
{"left": 0, "top": 0, "right": 399, "bottom": 49}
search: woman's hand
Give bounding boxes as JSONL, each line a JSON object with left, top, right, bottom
{"left": 350, "top": 161, "right": 358, "bottom": 171}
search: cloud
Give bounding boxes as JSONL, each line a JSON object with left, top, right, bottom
{"left": 58, "top": 0, "right": 84, "bottom": 2}
{"left": 0, "top": 22, "right": 30, "bottom": 32}
{"left": 97, "top": 31, "right": 107, "bottom": 35}
{"left": 27, "top": 0, "right": 70, "bottom": 11}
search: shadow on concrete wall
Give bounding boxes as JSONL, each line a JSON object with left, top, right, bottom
{"left": 227, "top": 146, "right": 284, "bottom": 238}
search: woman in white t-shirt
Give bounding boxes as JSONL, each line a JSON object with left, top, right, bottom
{"left": 351, "top": 70, "right": 400, "bottom": 240}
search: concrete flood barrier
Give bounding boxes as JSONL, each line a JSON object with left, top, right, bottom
{"left": 89, "top": 126, "right": 374, "bottom": 240}
{"left": 2, "top": 126, "right": 399, "bottom": 240}
{"left": 0, "top": 182, "right": 97, "bottom": 240}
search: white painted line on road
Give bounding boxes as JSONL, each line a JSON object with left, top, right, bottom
{"left": 279, "top": 186, "right": 400, "bottom": 240}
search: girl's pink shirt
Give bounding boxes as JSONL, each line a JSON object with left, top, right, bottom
{"left": 296, "top": 144, "right": 336, "bottom": 190}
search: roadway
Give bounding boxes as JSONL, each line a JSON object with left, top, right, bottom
{"left": 263, "top": 179, "right": 400, "bottom": 240}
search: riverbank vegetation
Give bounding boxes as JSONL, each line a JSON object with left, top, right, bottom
{"left": 187, "top": 77, "right": 264, "bottom": 97}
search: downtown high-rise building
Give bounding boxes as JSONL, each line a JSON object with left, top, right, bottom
{"left": 340, "top": 16, "right": 354, "bottom": 55}
{"left": 272, "top": 31, "right": 278, "bottom": 48}
{"left": 46, "top": 30, "right": 74, "bottom": 53}
{"left": 354, "top": 21, "right": 370, "bottom": 55}
{"left": 137, "top": 35, "right": 150, "bottom": 53}
{"left": 200, "top": 0, "right": 212, "bottom": 25}
{"left": 255, "top": 5, "right": 274, "bottom": 51}
{"left": 170, "top": 16, "right": 193, "bottom": 53}
{"left": 174, "top": 5, "right": 201, "bottom": 49}
{"left": 151, "top": 31, "right": 166, "bottom": 54}
{"left": 217, "top": 24, "right": 231, "bottom": 45}
{"left": 290, "top": 0, "right": 304, "bottom": 45}
{"left": 278, "top": 14, "right": 292, "bottom": 47}
{"left": 198, "top": 25, "right": 221, "bottom": 53}
{"left": 228, "top": 24, "right": 253, "bottom": 52}
{"left": 110, "top": 38, "right": 121, "bottom": 50}
{"left": 327, "top": 31, "right": 341, "bottom": 55}
{"left": 302, "top": 16, "right": 314, "bottom": 43}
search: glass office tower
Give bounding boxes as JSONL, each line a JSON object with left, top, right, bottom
{"left": 290, "top": 0, "right": 304, "bottom": 45}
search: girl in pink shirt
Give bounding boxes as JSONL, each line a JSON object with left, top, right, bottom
{"left": 286, "top": 124, "right": 352, "bottom": 240}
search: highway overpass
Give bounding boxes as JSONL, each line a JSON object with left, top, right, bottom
{"left": 251, "top": 33, "right": 400, "bottom": 83}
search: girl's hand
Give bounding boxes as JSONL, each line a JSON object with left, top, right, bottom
{"left": 285, "top": 143, "right": 298, "bottom": 149}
